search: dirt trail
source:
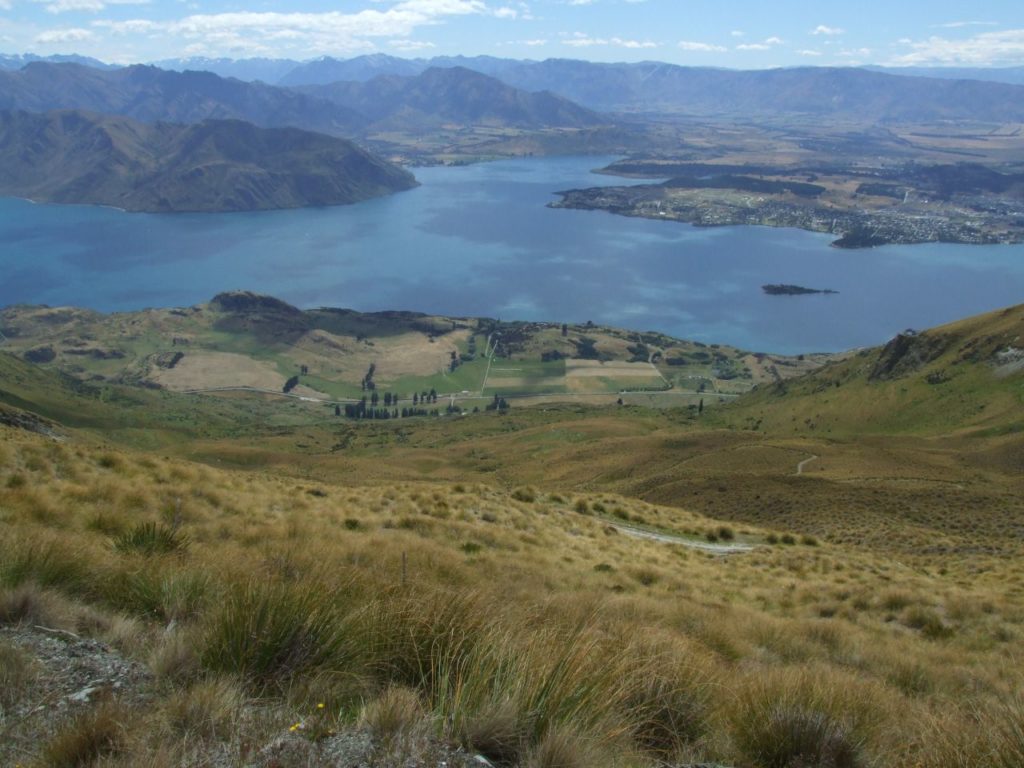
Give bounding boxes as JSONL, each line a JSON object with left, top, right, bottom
{"left": 795, "top": 454, "right": 819, "bottom": 475}
{"left": 611, "top": 523, "right": 755, "bottom": 554}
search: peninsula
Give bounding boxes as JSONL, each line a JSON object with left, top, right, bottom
{"left": 0, "top": 110, "right": 417, "bottom": 212}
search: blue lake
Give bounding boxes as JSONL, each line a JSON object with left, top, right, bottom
{"left": 2, "top": 155, "right": 1023, "bottom": 355}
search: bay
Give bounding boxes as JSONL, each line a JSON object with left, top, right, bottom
{"left": 1, "top": 155, "right": 1022, "bottom": 355}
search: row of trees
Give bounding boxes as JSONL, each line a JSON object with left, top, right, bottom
{"left": 338, "top": 401, "right": 441, "bottom": 420}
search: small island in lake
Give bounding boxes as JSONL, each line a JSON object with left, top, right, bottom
{"left": 762, "top": 284, "right": 838, "bottom": 296}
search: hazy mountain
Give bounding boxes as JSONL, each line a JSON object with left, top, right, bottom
{"left": 0, "top": 63, "right": 367, "bottom": 136}
{"left": 296, "top": 66, "right": 604, "bottom": 130}
{"left": 152, "top": 57, "right": 302, "bottom": 84}
{"left": 265, "top": 54, "right": 1024, "bottom": 121}
{"left": 0, "top": 109, "right": 417, "bottom": 212}
{"left": 483, "top": 60, "right": 1024, "bottom": 119}
{"left": 0, "top": 53, "right": 116, "bottom": 71}
{"left": 278, "top": 53, "right": 528, "bottom": 86}
{"left": 865, "top": 65, "right": 1024, "bottom": 87}
{"left": 279, "top": 54, "right": 427, "bottom": 86}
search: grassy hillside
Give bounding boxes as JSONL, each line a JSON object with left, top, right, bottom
{"left": 1, "top": 301, "right": 1023, "bottom": 766}
{"left": 2, "top": 419, "right": 1023, "bottom": 767}
{"left": 721, "top": 302, "right": 1024, "bottom": 437}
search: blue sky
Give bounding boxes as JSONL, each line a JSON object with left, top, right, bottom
{"left": 1, "top": 0, "right": 1023, "bottom": 68}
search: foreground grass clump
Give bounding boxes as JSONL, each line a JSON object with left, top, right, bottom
{"left": 201, "top": 580, "right": 355, "bottom": 689}
{"left": 1, "top": 424, "right": 1023, "bottom": 767}
{"left": 112, "top": 521, "right": 189, "bottom": 556}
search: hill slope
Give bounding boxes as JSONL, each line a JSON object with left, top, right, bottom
{"left": 0, "top": 110, "right": 417, "bottom": 212}
{"left": 724, "top": 302, "right": 1024, "bottom": 437}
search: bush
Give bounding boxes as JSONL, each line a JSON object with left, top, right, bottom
{"left": 512, "top": 487, "right": 537, "bottom": 503}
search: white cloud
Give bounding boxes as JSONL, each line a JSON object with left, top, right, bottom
{"left": 563, "top": 33, "right": 656, "bottom": 48}
{"left": 891, "top": 28, "right": 1024, "bottom": 66}
{"left": 493, "top": 6, "right": 517, "bottom": 18}
{"left": 735, "top": 37, "right": 780, "bottom": 52}
{"left": 0, "top": 0, "right": 11, "bottom": 10}
{"left": 811, "top": 25, "right": 844, "bottom": 36}
{"left": 35, "top": 26, "right": 94, "bottom": 42}
{"left": 35, "top": 0, "right": 150, "bottom": 13}
{"left": 933, "top": 20, "right": 998, "bottom": 29}
{"left": 730, "top": 30, "right": 744, "bottom": 38}
{"left": 677, "top": 40, "right": 725, "bottom": 52}
{"left": 84, "top": 1, "right": 492, "bottom": 58}
{"left": 389, "top": 38, "right": 436, "bottom": 51}
{"left": 796, "top": 49, "right": 822, "bottom": 56}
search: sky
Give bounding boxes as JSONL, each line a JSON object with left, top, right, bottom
{"left": 1, "top": 0, "right": 1023, "bottom": 68}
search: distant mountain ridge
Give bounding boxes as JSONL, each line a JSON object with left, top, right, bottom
{"left": 297, "top": 66, "right": 603, "bottom": 130}
{"left": 0, "top": 53, "right": 116, "bottom": 71}
{"left": 0, "top": 63, "right": 367, "bottom": 137}
{"left": 0, "top": 109, "right": 417, "bottom": 212}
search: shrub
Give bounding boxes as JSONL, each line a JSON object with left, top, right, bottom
{"left": 512, "top": 487, "right": 537, "bottom": 503}
{"left": 903, "top": 606, "right": 952, "bottom": 639}
{"left": 717, "top": 526, "right": 736, "bottom": 541}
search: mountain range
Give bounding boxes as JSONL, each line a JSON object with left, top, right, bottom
{"left": 0, "top": 109, "right": 417, "bottom": 212}
{"left": 0, "top": 63, "right": 368, "bottom": 137}
{"left": 296, "top": 66, "right": 602, "bottom": 130}
{"left": 12, "top": 55, "right": 1024, "bottom": 123}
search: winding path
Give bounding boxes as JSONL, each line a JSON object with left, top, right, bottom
{"left": 795, "top": 454, "right": 819, "bottom": 476}
{"left": 610, "top": 522, "right": 755, "bottom": 554}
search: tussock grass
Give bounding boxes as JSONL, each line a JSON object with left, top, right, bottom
{"left": 0, "top": 639, "right": 37, "bottom": 708}
{"left": 1, "top": 424, "right": 1023, "bottom": 767}
{"left": 200, "top": 579, "right": 355, "bottom": 690}
{"left": 112, "top": 521, "right": 189, "bottom": 556}
{"left": 38, "top": 700, "right": 129, "bottom": 767}
{"left": 723, "top": 666, "right": 887, "bottom": 768}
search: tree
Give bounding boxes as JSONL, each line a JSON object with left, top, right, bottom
{"left": 698, "top": 398, "right": 704, "bottom": 414}
{"left": 283, "top": 375, "right": 299, "bottom": 393}
{"left": 334, "top": 404, "right": 341, "bottom": 416}
{"left": 561, "top": 323, "right": 568, "bottom": 337}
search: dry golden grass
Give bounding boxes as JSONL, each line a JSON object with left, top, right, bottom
{"left": 1, "top": 423, "right": 1023, "bottom": 767}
